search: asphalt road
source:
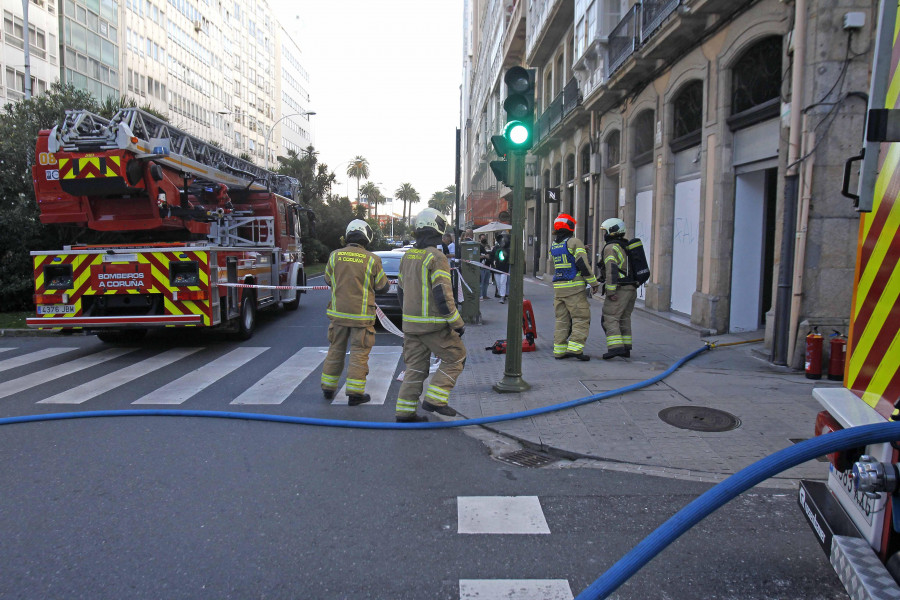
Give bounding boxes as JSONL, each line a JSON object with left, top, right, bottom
{"left": 0, "top": 281, "right": 847, "bottom": 599}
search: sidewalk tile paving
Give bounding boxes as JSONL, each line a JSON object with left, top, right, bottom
{"left": 454, "top": 276, "right": 842, "bottom": 486}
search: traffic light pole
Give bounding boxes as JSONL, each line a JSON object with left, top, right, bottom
{"left": 494, "top": 149, "right": 531, "bottom": 393}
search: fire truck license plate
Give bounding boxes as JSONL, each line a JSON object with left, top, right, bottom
{"left": 37, "top": 304, "right": 76, "bottom": 314}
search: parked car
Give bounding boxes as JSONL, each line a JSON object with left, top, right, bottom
{"left": 374, "top": 250, "right": 405, "bottom": 322}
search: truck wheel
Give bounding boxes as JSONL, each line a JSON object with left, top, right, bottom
{"left": 97, "top": 329, "right": 148, "bottom": 344}
{"left": 236, "top": 293, "right": 256, "bottom": 340}
{"left": 282, "top": 270, "right": 302, "bottom": 311}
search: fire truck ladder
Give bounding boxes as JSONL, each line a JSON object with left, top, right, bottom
{"left": 48, "top": 108, "right": 299, "bottom": 199}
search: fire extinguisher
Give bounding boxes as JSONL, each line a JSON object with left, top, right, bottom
{"left": 828, "top": 330, "right": 846, "bottom": 381}
{"left": 805, "top": 327, "right": 823, "bottom": 380}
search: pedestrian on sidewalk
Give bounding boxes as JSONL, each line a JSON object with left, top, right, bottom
{"left": 394, "top": 208, "right": 467, "bottom": 423}
{"left": 321, "top": 219, "right": 390, "bottom": 405}
{"left": 478, "top": 234, "right": 492, "bottom": 300}
{"left": 493, "top": 233, "right": 510, "bottom": 303}
{"left": 599, "top": 217, "right": 637, "bottom": 359}
{"left": 549, "top": 213, "right": 599, "bottom": 361}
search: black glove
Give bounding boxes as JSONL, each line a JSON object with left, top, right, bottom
{"left": 454, "top": 326, "right": 466, "bottom": 337}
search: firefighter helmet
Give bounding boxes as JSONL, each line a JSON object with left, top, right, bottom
{"left": 414, "top": 208, "right": 448, "bottom": 236}
{"left": 601, "top": 217, "right": 626, "bottom": 237}
{"left": 553, "top": 213, "right": 576, "bottom": 232}
{"left": 345, "top": 219, "right": 374, "bottom": 245}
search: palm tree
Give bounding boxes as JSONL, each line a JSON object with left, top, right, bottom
{"left": 346, "top": 156, "right": 370, "bottom": 215}
{"left": 359, "top": 181, "right": 383, "bottom": 223}
{"left": 428, "top": 184, "right": 456, "bottom": 216}
{"left": 394, "top": 183, "right": 419, "bottom": 227}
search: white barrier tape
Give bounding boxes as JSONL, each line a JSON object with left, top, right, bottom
{"left": 457, "top": 258, "right": 508, "bottom": 276}
{"left": 375, "top": 306, "right": 404, "bottom": 338}
{"left": 217, "top": 282, "right": 331, "bottom": 291}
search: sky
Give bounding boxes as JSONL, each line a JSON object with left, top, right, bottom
{"left": 275, "top": 0, "right": 464, "bottom": 215}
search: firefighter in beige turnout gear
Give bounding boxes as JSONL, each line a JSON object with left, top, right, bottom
{"left": 321, "top": 219, "right": 389, "bottom": 405}
{"left": 394, "top": 208, "right": 467, "bottom": 423}
{"left": 599, "top": 217, "right": 637, "bottom": 359}
{"left": 549, "top": 213, "right": 599, "bottom": 361}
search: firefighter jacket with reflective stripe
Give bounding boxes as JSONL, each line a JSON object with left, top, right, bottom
{"left": 398, "top": 247, "right": 465, "bottom": 334}
{"left": 324, "top": 244, "right": 388, "bottom": 326}
{"left": 549, "top": 236, "right": 598, "bottom": 297}
{"left": 602, "top": 238, "right": 630, "bottom": 294}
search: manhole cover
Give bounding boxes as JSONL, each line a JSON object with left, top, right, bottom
{"left": 494, "top": 449, "right": 559, "bottom": 468}
{"left": 658, "top": 406, "right": 741, "bottom": 432}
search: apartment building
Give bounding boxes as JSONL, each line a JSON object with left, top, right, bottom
{"left": 461, "top": 0, "right": 875, "bottom": 364}
{"left": 2, "top": 0, "right": 60, "bottom": 103}
{"left": 275, "top": 19, "right": 313, "bottom": 160}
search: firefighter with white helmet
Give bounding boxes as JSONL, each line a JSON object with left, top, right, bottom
{"left": 393, "top": 208, "right": 467, "bottom": 423}
{"left": 599, "top": 217, "right": 636, "bottom": 359}
{"left": 321, "top": 219, "right": 390, "bottom": 405}
{"left": 549, "top": 213, "right": 600, "bottom": 360}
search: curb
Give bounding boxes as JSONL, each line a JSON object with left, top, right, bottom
{"left": 0, "top": 328, "right": 80, "bottom": 337}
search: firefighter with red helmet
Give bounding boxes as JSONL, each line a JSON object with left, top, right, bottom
{"left": 549, "top": 213, "right": 599, "bottom": 360}
{"left": 321, "top": 219, "right": 390, "bottom": 405}
{"left": 599, "top": 217, "right": 636, "bottom": 359}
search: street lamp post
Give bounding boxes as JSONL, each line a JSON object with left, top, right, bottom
{"left": 264, "top": 111, "right": 316, "bottom": 172}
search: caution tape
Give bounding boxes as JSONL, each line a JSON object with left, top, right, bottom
{"left": 217, "top": 282, "right": 331, "bottom": 291}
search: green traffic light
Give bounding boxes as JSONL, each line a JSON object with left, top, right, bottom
{"left": 504, "top": 120, "right": 530, "bottom": 147}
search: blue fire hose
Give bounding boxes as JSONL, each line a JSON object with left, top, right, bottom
{"left": 575, "top": 420, "right": 900, "bottom": 599}
{"left": 0, "top": 345, "right": 711, "bottom": 430}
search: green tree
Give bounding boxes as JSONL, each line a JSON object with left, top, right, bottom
{"left": 0, "top": 83, "right": 99, "bottom": 310}
{"left": 428, "top": 184, "right": 456, "bottom": 217}
{"left": 346, "top": 156, "right": 369, "bottom": 215}
{"left": 276, "top": 145, "right": 336, "bottom": 210}
{"left": 359, "top": 181, "right": 383, "bottom": 223}
{"left": 394, "top": 183, "right": 419, "bottom": 227}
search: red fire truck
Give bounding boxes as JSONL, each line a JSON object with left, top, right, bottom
{"left": 27, "top": 108, "right": 310, "bottom": 341}
{"left": 797, "top": 2, "right": 900, "bottom": 596}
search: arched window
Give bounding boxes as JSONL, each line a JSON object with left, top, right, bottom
{"left": 580, "top": 145, "right": 591, "bottom": 175}
{"left": 730, "top": 36, "right": 782, "bottom": 127}
{"left": 565, "top": 154, "right": 576, "bottom": 182}
{"left": 553, "top": 163, "right": 562, "bottom": 187}
{"left": 605, "top": 130, "right": 621, "bottom": 168}
{"left": 543, "top": 169, "right": 551, "bottom": 189}
{"left": 632, "top": 110, "right": 655, "bottom": 165}
{"left": 672, "top": 80, "right": 703, "bottom": 146}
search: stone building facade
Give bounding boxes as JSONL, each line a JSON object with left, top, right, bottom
{"left": 460, "top": 0, "right": 875, "bottom": 365}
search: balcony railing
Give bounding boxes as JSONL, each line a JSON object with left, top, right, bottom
{"left": 641, "top": 0, "right": 680, "bottom": 41}
{"left": 608, "top": 4, "right": 640, "bottom": 76}
{"left": 534, "top": 77, "right": 581, "bottom": 145}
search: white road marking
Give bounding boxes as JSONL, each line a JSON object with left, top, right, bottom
{"left": 231, "top": 347, "right": 328, "bottom": 405}
{"left": 0, "top": 348, "right": 139, "bottom": 399}
{"left": 459, "top": 579, "right": 573, "bottom": 600}
{"left": 0, "top": 348, "right": 74, "bottom": 374}
{"left": 332, "top": 348, "right": 403, "bottom": 406}
{"left": 39, "top": 348, "right": 204, "bottom": 404}
{"left": 132, "top": 347, "right": 268, "bottom": 404}
{"left": 457, "top": 496, "right": 551, "bottom": 534}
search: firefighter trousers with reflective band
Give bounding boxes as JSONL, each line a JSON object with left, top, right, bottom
{"left": 601, "top": 286, "right": 637, "bottom": 350}
{"left": 553, "top": 291, "right": 591, "bottom": 356}
{"left": 321, "top": 323, "right": 375, "bottom": 396}
{"left": 395, "top": 328, "right": 467, "bottom": 417}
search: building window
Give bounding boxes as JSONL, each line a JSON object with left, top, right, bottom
{"left": 632, "top": 110, "right": 654, "bottom": 165}
{"left": 605, "top": 130, "right": 620, "bottom": 168}
{"left": 731, "top": 36, "right": 782, "bottom": 122}
{"left": 565, "top": 154, "right": 575, "bottom": 182}
{"left": 672, "top": 80, "right": 703, "bottom": 150}
{"left": 581, "top": 144, "right": 591, "bottom": 175}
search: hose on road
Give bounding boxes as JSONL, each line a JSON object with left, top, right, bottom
{"left": 0, "top": 345, "right": 711, "bottom": 430}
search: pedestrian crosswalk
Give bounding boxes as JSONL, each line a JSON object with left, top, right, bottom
{"left": 0, "top": 344, "right": 406, "bottom": 407}
{"left": 456, "top": 496, "right": 573, "bottom": 600}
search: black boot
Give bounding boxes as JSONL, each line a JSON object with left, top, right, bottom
{"left": 565, "top": 352, "right": 590, "bottom": 361}
{"left": 422, "top": 401, "right": 458, "bottom": 416}
{"left": 396, "top": 413, "right": 429, "bottom": 423}
{"left": 602, "top": 348, "right": 629, "bottom": 360}
{"left": 322, "top": 389, "right": 335, "bottom": 400}
{"left": 347, "top": 393, "right": 371, "bottom": 406}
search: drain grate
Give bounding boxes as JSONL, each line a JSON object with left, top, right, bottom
{"left": 494, "top": 449, "right": 559, "bottom": 468}
{"left": 658, "top": 406, "right": 741, "bottom": 432}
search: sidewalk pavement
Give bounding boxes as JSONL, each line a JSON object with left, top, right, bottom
{"left": 453, "top": 276, "right": 841, "bottom": 487}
